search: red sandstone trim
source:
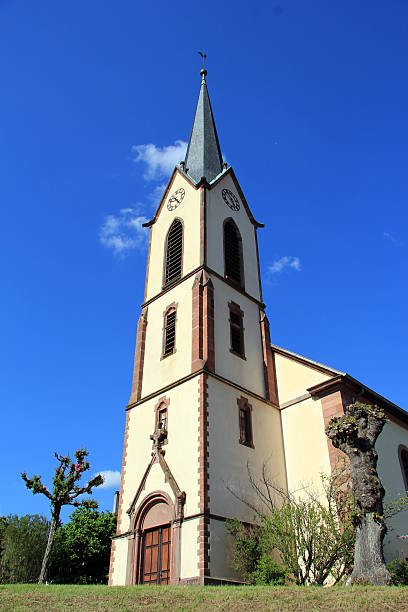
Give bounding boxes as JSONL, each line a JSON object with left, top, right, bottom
{"left": 115, "top": 411, "right": 130, "bottom": 534}
{"left": 203, "top": 274, "right": 215, "bottom": 373}
{"left": 192, "top": 273, "right": 204, "bottom": 371}
{"left": 321, "top": 391, "right": 349, "bottom": 473}
{"left": 154, "top": 395, "right": 170, "bottom": 430}
{"left": 108, "top": 539, "right": 116, "bottom": 585}
{"left": 253, "top": 225, "right": 263, "bottom": 302}
{"left": 129, "top": 307, "right": 148, "bottom": 404}
{"left": 143, "top": 228, "right": 153, "bottom": 302}
{"left": 259, "top": 311, "right": 279, "bottom": 404}
{"left": 109, "top": 409, "right": 131, "bottom": 583}
{"left": 197, "top": 373, "right": 210, "bottom": 576}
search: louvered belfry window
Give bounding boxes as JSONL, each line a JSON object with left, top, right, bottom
{"left": 163, "top": 309, "right": 176, "bottom": 356}
{"left": 224, "top": 220, "right": 243, "bottom": 287}
{"left": 229, "top": 302, "right": 245, "bottom": 358}
{"left": 165, "top": 220, "right": 183, "bottom": 285}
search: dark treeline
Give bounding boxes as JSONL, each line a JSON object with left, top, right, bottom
{"left": 0, "top": 507, "right": 116, "bottom": 584}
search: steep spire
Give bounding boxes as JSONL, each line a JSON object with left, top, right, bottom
{"left": 183, "top": 68, "right": 224, "bottom": 184}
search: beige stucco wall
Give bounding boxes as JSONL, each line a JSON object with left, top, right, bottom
{"left": 376, "top": 419, "right": 408, "bottom": 562}
{"left": 145, "top": 171, "right": 201, "bottom": 302}
{"left": 207, "top": 377, "right": 287, "bottom": 522}
{"left": 141, "top": 278, "right": 193, "bottom": 398}
{"left": 206, "top": 172, "right": 261, "bottom": 301}
{"left": 212, "top": 276, "right": 265, "bottom": 398}
{"left": 110, "top": 537, "right": 129, "bottom": 586}
{"left": 180, "top": 518, "right": 200, "bottom": 579}
{"left": 118, "top": 377, "right": 200, "bottom": 536}
{"left": 274, "top": 352, "right": 332, "bottom": 405}
{"left": 281, "top": 396, "right": 332, "bottom": 499}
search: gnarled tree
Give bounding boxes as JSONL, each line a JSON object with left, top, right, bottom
{"left": 22, "top": 449, "right": 103, "bottom": 584}
{"left": 326, "top": 401, "right": 391, "bottom": 585}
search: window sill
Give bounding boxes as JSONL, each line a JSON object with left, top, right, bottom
{"left": 224, "top": 275, "right": 245, "bottom": 292}
{"left": 162, "top": 276, "right": 182, "bottom": 291}
{"left": 239, "top": 439, "right": 255, "bottom": 449}
{"left": 161, "top": 349, "right": 177, "bottom": 361}
{"left": 230, "top": 349, "right": 247, "bottom": 361}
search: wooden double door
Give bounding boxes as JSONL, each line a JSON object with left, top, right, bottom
{"left": 141, "top": 524, "right": 171, "bottom": 584}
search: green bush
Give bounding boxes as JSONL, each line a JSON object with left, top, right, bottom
{"left": 387, "top": 559, "right": 408, "bottom": 585}
{"left": 253, "top": 554, "right": 287, "bottom": 585}
{"left": 48, "top": 506, "right": 116, "bottom": 584}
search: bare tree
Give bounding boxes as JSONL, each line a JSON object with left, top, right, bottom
{"left": 326, "top": 401, "right": 391, "bottom": 585}
{"left": 227, "top": 461, "right": 355, "bottom": 585}
{"left": 22, "top": 449, "right": 103, "bottom": 584}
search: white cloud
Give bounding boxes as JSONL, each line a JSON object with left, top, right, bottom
{"left": 383, "top": 231, "right": 397, "bottom": 244}
{"left": 132, "top": 140, "right": 188, "bottom": 181}
{"left": 100, "top": 207, "right": 149, "bottom": 257}
{"left": 269, "top": 256, "right": 301, "bottom": 274}
{"left": 147, "top": 183, "right": 167, "bottom": 210}
{"left": 95, "top": 470, "right": 121, "bottom": 490}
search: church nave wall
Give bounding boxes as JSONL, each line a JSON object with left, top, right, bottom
{"left": 281, "top": 396, "right": 332, "bottom": 501}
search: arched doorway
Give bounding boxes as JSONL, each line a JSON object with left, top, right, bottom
{"left": 130, "top": 492, "right": 177, "bottom": 585}
{"left": 139, "top": 500, "right": 172, "bottom": 584}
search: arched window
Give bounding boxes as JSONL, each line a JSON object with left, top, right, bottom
{"left": 164, "top": 220, "right": 183, "bottom": 286}
{"left": 399, "top": 445, "right": 408, "bottom": 492}
{"left": 224, "top": 219, "right": 244, "bottom": 288}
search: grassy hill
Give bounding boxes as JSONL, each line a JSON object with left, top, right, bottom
{"left": 1, "top": 584, "right": 408, "bottom": 611}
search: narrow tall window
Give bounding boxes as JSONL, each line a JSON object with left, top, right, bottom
{"left": 229, "top": 302, "right": 245, "bottom": 358}
{"left": 238, "top": 398, "right": 253, "bottom": 448}
{"left": 399, "top": 446, "right": 408, "bottom": 491}
{"left": 158, "top": 405, "right": 168, "bottom": 432}
{"left": 163, "top": 308, "right": 176, "bottom": 356}
{"left": 165, "top": 219, "right": 183, "bottom": 286}
{"left": 224, "top": 219, "right": 243, "bottom": 287}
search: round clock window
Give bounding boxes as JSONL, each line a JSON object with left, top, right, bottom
{"left": 222, "top": 189, "right": 240, "bottom": 211}
{"left": 167, "top": 188, "right": 185, "bottom": 211}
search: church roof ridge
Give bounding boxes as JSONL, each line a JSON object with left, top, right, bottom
{"left": 271, "top": 344, "right": 345, "bottom": 376}
{"left": 183, "top": 67, "right": 224, "bottom": 184}
{"left": 273, "top": 344, "right": 407, "bottom": 423}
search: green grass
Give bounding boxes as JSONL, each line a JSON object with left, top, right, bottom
{"left": 0, "top": 584, "right": 407, "bottom": 611}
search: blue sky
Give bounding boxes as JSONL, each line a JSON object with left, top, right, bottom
{"left": 0, "top": 1, "right": 407, "bottom": 519}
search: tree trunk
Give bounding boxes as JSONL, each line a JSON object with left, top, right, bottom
{"left": 347, "top": 513, "right": 391, "bottom": 585}
{"left": 38, "top": 512, "right": 58, "bottom": 584}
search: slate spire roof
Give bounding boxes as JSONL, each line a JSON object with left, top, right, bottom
{"left": 183, "top": 68, "right": 224, "bottom": 184}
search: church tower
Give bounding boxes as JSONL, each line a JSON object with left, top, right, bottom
{"left": 109, "top": 68, "right": 287, "bottom": 585}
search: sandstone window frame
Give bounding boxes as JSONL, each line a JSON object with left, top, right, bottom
{"left": 228, "top": 301, "right": 246, "bottom": 360}
{"left": 163, "top": 218, "right": 184, "bottom": 288}
{"left": 223, "top": 218, "right": 245, "bottom": 290}
{"left": 237, "top": 396, "right": 254, "bottom": 449}
{"left": 398, "top": 444, "right": 408, "bottom": 493}
{"left": 162, "top": 303, "right": 178, "bottom": 359}
{"left": 154, "top": 396, "right": 170, "bottom": 445}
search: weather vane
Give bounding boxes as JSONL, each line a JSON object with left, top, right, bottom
{"left": 198, "top": 51, "right": 207, "bottom": 70}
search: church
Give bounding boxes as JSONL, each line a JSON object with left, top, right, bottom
{"left": 109, "top": 68, "right": 408, "bottom": 585}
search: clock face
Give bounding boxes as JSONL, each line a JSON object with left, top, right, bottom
{"left": 222, "top": 188, "right": 240, "bottom": 211}
{"left": 167, "top": 188, "right": 185, "bottom": 211}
